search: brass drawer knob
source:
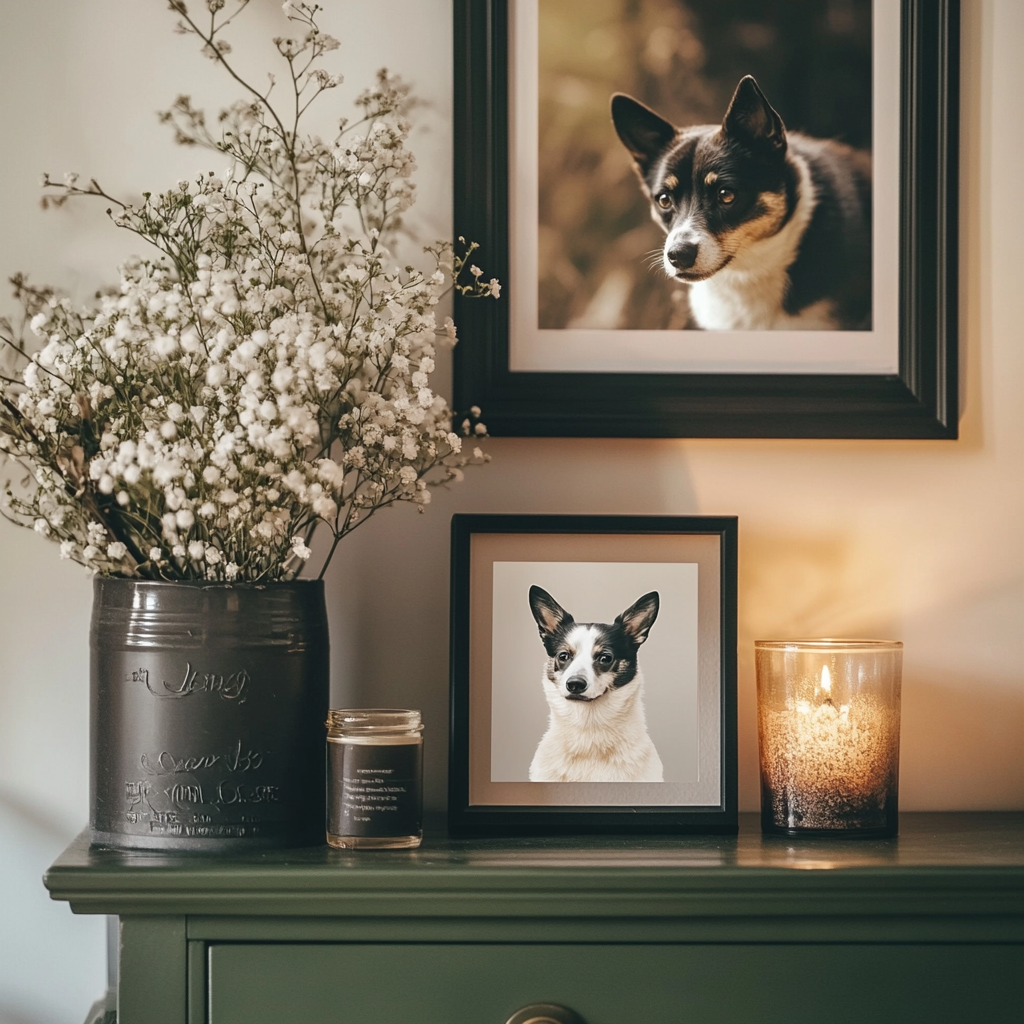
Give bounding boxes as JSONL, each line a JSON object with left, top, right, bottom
{"left": 505, "top": 1004, "right": 587, "bottom": 1024}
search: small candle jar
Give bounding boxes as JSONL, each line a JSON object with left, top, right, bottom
{"left": 755, "top": 640, "right": 902, "bottom": 837}
{"left": 326, "top": 709, "right": 423, "bottom": 849}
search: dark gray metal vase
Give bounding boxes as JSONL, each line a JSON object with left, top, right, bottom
{"left": 90, "top": 578, "right": 329, "bottom": 851}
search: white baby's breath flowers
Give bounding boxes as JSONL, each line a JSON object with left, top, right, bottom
{"left": 0, "top": 0, "right": 496, "bottom": 583}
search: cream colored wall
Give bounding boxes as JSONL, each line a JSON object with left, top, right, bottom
{"left": 0, "top": 1, "right": 1021, "bottom": 1020}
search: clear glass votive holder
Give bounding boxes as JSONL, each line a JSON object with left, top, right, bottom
{"left": 755, "top": 640, "right": 902, "bottom": 838}
{"left": 326, "top": 709, "right": 423, "bottom": 849}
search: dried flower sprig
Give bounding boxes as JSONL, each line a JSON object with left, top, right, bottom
{"left": 0, "top": 0, "right": 496, "bottom": 582}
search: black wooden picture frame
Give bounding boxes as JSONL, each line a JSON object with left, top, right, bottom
{"left": 448, "top": 513, "right": 738, "bottom": 837}
{"left": 452, "top": 0, "right": 959, "bottom": 439}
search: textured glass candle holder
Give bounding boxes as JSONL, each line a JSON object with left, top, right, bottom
{"left": 755, "top": 640, "right": 902, "bottom": 837}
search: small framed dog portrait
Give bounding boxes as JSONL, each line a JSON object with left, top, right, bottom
{"left": 453, "top": 0, "right": 958, "bottom": 439}
{"left": 448, "top": 513, "right": 738, "bottom": 836}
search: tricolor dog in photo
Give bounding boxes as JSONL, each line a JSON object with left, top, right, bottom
{"left": 611, "top": 75, "right": 872, "bottom": 331}
{"left": 527, "top": 585, "right": 663, "bottom": 783}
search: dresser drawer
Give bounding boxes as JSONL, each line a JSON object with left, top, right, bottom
{"left": 206, "top": 941, "right": 1024, "bottom": 1023}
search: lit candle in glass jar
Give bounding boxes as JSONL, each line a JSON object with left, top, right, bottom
{"left": 756, "top": 640, "right": 902, "bottom": 837}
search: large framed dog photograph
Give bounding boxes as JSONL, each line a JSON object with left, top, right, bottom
{"left": 453, "top": 0, "right": 958, "bottom": 438}
{"left": 448, "top": 514, "right": 738, "bottom": 836}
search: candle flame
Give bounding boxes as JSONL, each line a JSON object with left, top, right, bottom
{"left": 820, "top": 665, "right": 832, "bottom": 695}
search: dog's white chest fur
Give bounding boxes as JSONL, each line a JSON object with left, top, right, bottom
{"left": 689, "top": 272, "right": 837, "bottom": 331}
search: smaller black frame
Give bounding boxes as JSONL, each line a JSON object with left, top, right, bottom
{"left": 448, "top": 514, "right": 738, "bottom": 836}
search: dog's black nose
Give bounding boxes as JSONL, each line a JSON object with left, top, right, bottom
{"left": 566, "top": 677, "right": 588, "bottom": 694}
{"left": 667, "top": 241, "right": 699, "bottom": 270}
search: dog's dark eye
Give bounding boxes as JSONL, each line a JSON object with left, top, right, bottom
{"left": 717, "top": 187, "right": 736, "bottom": 205}
{"left": 655, "top": 192, "right": 673, "bottom": 210}
{"left": 597, "top": 652, "right": 614, "bottom": 668}
{"left": 557, "top": 651, "right": 572, "bottom": 664}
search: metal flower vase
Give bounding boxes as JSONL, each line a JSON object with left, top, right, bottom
{"left": 90, "top": 578, "right": 329, "bottom": 851}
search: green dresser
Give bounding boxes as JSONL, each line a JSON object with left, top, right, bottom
{"left": 45, "top": 813, "right": 1024, "bottom": 1024}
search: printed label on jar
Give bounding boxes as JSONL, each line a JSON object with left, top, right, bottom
{"left": 328, "top": 741, "right": 422, "bottom": 838}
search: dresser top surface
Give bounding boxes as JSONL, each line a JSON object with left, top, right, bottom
{"left": 46, "top": 812, "right": 1024, "bottom": 889}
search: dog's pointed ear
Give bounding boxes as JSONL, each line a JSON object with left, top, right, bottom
{"left": 611, "top": 93, "right": 677, "bottom": 174}
{"left": 722, "top": 76, "right": 786, "bottom": 157}
{"left": 529, "top": 586, "right": 573, "bottom": 639}
{"left": 616, "top": 591, "right": 660, "bottom": 646}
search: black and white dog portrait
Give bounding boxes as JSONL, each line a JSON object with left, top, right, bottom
{"left": 611, "top": 74, "right": 872, "bottom": 331}
{"left": 527, "top": 585, "right": 663, "bottom": 783}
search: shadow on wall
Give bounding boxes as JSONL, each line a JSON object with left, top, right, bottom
{"left": 741, "top": 530, "right": 901, "bottom": 637}
{"left": 901, "top": 672, "right": 1024, "bottom": 810}
{"left": 0, "top": 786, "right": 69, "bottom": 845}
{"left": 900, "top": 573, "right": 1024, "bottom": 810}
{"left": 324, "top": 437, "right": 695, "bottom": 810}
{"left": 0, "top": 792, "right": 106, "bottom": 1024}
